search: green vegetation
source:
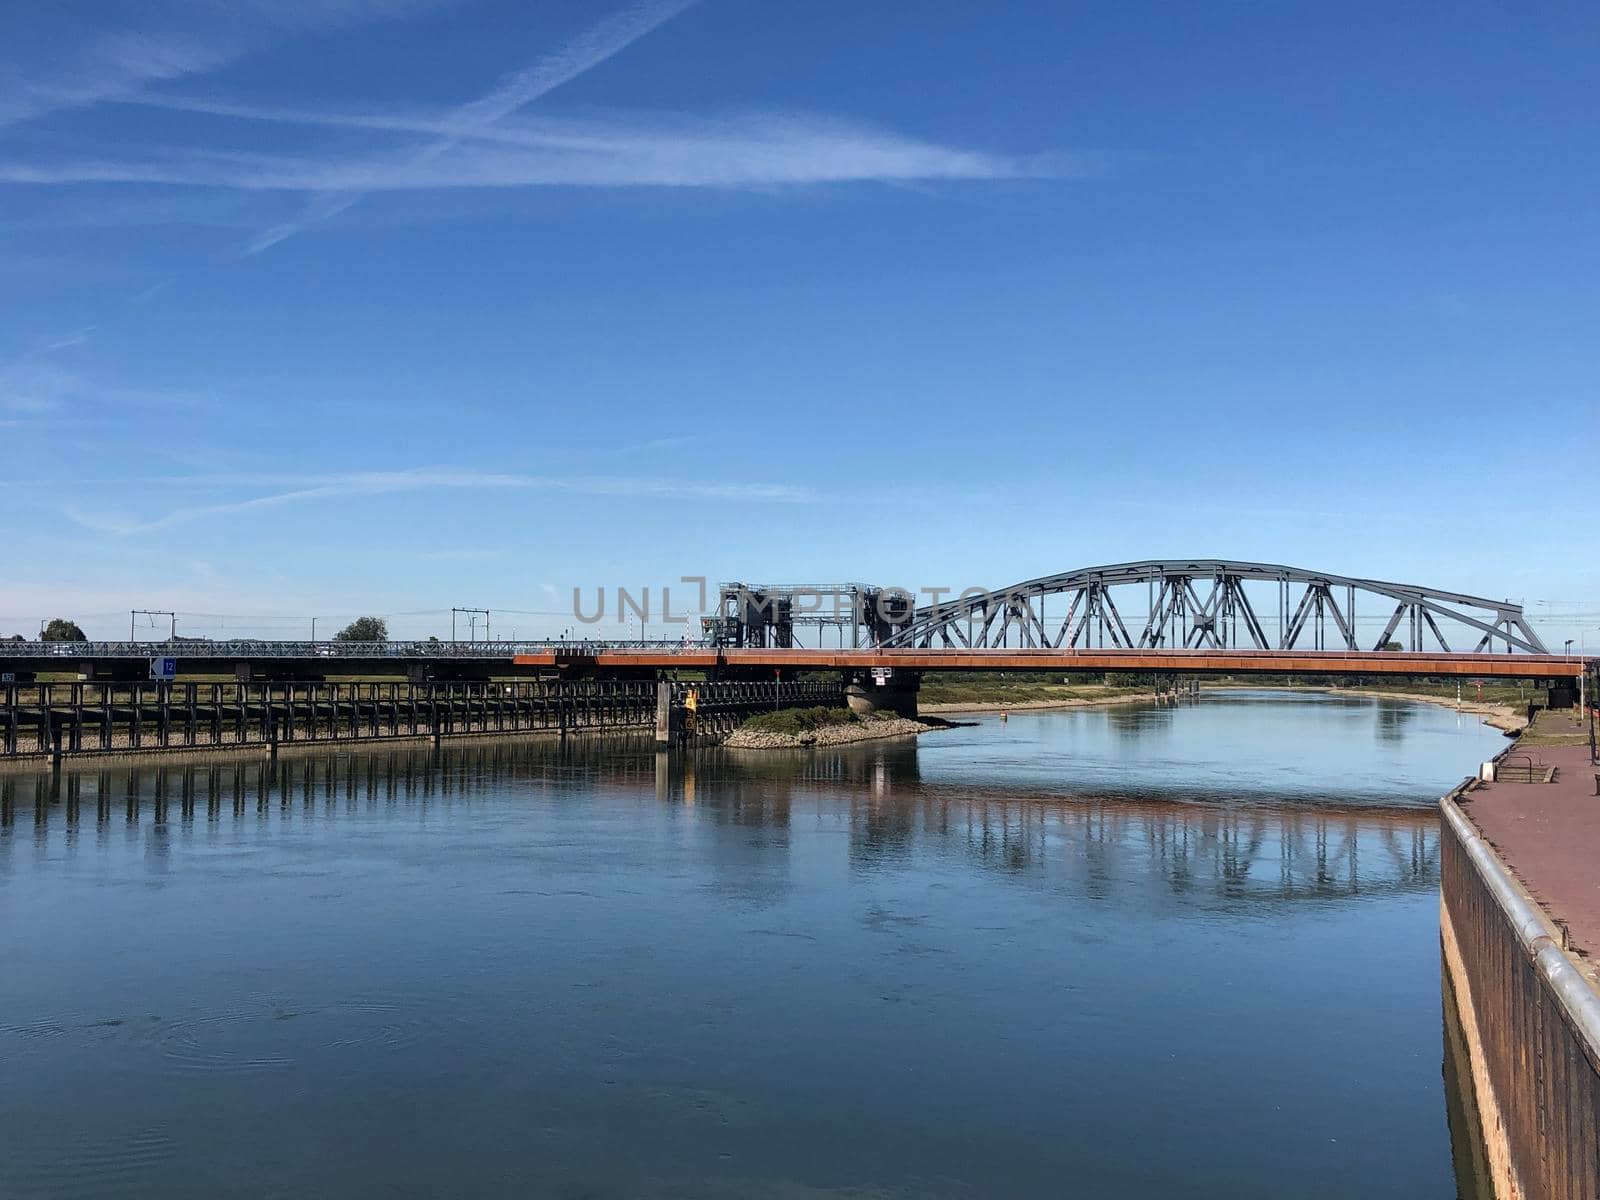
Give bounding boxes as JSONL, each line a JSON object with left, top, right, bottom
{"left": 1518, "top": 708, "right": 1593, "bottom": 747}
{"left": 40, "top": 618, "right": 87, "bottom": 641}
{"left": 738, "top": 706, "right": 860, "bottom": 735}
{"left": 918, "top": 671, "right": 1146, "bottom": 706}
{"left": 334, "top": 616, "right": 388, "bottom": 642}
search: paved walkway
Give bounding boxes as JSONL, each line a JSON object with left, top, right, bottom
{"left": 1457, "top": 709, "right": 1600, "bottom": 976}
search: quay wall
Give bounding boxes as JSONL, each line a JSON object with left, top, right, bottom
{"left": 1441, "top": 794, "right": 1600, "bottom": 1200}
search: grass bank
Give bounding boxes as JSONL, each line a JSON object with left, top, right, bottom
{"left": 917, "top": 671, "right": 1154, "bottom": 710}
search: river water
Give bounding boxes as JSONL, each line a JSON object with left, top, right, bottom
{"left": 0, "top": 689, "right": 1506, "bottom": 1198}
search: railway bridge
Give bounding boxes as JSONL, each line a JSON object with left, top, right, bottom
{"left": 1, "top": 560, "right": 1587, "bottom": 758}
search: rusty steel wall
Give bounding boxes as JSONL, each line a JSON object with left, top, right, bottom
{"left": 1442, "top": 805, "right": 1600, "bottom": 1199}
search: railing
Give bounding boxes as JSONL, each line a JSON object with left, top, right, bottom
{"left": 1441, "top": 797, "right": 1600, "bottom": 1199}
{"left": 0, "top": 639, "right": 1587, "bottom": 666}
{"left": 0, "top": 639, "right": 703, "bottom": 660}
{"left": 1494, "top": 753, "right": 1553, "bottom": 783}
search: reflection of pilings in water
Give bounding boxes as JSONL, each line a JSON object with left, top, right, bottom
{"left": 3, "top": 734, "right": 664, "bottom": 830}
{"left": 710, "top": 739, "right": 926, "bottom": 790}
{"left": 1373, "top": 699, "right": 1418, "bottom": 743}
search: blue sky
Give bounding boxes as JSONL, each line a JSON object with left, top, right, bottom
{"left": 2, "top": 0, "right": 1596, "bottom": 645}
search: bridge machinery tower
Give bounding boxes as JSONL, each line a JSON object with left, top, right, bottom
{"left": 704, "top": 583, "right": 923, "bottom": 712}
{"left": 706, "top": 583, "right": 914, "bottom": 651}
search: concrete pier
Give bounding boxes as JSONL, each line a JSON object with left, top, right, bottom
{"left": 844, "top": 673, "right": 920, "bottom": 718}
{"left": 1441, "top": 708, "right": 1600, "bottom": 1200}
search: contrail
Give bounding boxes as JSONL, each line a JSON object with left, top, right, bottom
{"left": 247, "top": 0, "right": 699, "bottom": 252}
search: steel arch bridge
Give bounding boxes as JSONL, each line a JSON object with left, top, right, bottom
{"left": 879, "top": 559, "right": 1549, "bottom": 655}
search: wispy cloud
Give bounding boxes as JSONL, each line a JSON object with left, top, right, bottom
{"left": 245, "top": 0, "right": 700, "bottom": 251}
{"left": 0, "top": 2, "right": 1088, "bottom": 246}
{"left": 0, "top": 111, "right": 1075, "bottom": 193}
{"left": 36, "top": 328, "right": 95, "bottom": 354}
{"left": 0, "top": 31, "right": 228, "bottom": 128}
{"left": 0, "top": 2, "right": 453, "bottom": 128}
{"left": 62, "top": 467, "right": 818, "bottom": 535}
{"left": 0, "top": 363, "right": 77, "bottom": 415}
{"left": 0, "top": 362, "right": 208, "bottom": 418}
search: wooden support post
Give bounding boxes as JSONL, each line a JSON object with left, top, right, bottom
{"left": 655, "top": 680, "right": 677, "bottom": 745}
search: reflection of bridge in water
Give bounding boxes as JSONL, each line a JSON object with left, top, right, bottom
{"left": 697, "top": 740, "right": 1440, "bottom": 904}
{"left": 1, "top": 737, "right": 1441, "bottom": 908}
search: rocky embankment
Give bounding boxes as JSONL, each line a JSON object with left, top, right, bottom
{"left": 724, "top": 716, "right": 939, "bottom": 750}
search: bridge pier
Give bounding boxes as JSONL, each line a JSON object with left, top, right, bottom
{"left": 844, "top": 672, "right": 920, "bottom": 719}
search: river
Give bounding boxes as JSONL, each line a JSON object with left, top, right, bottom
{"left": 0, "top": 688, "right": 1507, "bottom": 1198}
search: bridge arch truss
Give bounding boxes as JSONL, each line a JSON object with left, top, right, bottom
{"left": 880, "top": 560, "right": 1548, "bottom": 655}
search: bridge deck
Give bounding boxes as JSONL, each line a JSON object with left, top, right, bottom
{"left": 521, "top": 648, "right": 1581, "bottom": 679}
{"left": 0, "top": 644, "right": 1580, "bottom": 680}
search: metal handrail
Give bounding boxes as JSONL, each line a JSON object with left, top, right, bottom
{"left": 1495, "top": 752, "right": 1550, "bottom": 783}
{"left": 0, "top": 638, "right": 699, "bottom": 659}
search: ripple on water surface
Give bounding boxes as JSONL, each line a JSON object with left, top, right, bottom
{"left": 0, "top": 694, "right": 1511, "bottom": 1200}
{"left": 4, "top": 1127, "right": 177, "bottom": 1200}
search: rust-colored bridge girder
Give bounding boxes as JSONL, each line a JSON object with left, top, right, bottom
{"left": 518, "top": 648, "right": 1582, "bottom": 680}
